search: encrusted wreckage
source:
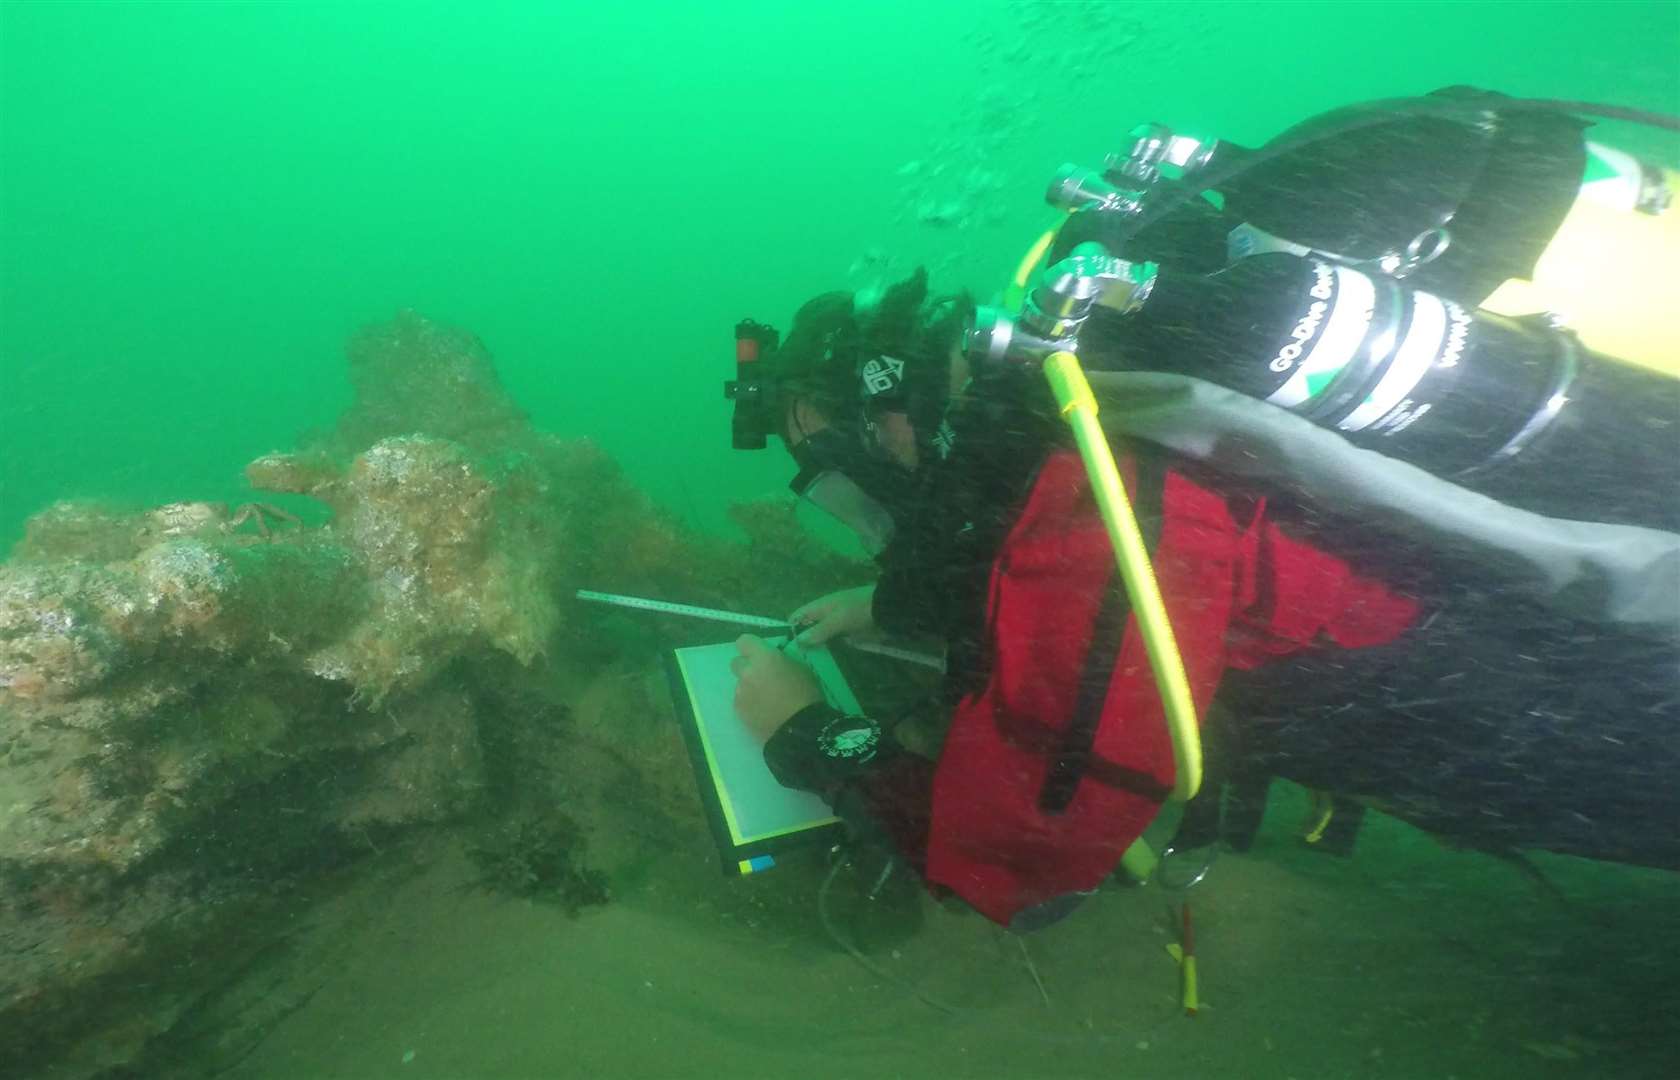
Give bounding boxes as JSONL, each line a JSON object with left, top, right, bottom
{"left": 0, "top": 311, "right": 862, "bottom": 1076}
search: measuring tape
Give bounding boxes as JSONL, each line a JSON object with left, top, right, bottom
{"left": 575, "top": 589, "right": 946, "bottom": 672}
{"left": 575, "top": 589, "right": 788, "bottom": 630}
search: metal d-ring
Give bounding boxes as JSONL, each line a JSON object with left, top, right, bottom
{"left": 1395, "top": 225, "right": 1453, "bottom": 278}
{"left": 1155, "top": 843, "right": 1218, "bottom": 891}
{"left": 1377, "top": 225, "right": 1453, "bottom": 279}
{"left": 1406, "top": 226, "right": 1452, "bottom": 266}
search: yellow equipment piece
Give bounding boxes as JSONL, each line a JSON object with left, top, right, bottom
{"left": 1482, "top": 165, "right": 1680, "bottom": 378}
{"left": 1165, "top": 943, "right": 1200, "bottom": 1014}
{"left": 1302, "top": 789, "right": 1336, "bottom": 844}
{"left": 1119, "top": 836, "right": 1161, "bottom": 883}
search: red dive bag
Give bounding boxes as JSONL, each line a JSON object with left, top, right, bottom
{"left": 923, "top": 450, "right": 1417, "bottom": 925}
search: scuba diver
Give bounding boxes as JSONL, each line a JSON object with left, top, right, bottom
{"left": 727, "top": 267, "right": 1422, "bottom": 930}
{"left": 723, "top": 86, "right": 1680, "bottom": 929}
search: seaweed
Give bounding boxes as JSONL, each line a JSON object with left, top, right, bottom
{"left": 465, "top": 810, "right": 610, "bottom": 916}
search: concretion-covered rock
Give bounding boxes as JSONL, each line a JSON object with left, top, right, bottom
{"left": 0, "top": 309, "right": 870, "bottom": 1077}
{"left": 288, "top": 433, "right": 558, "bottom": 703}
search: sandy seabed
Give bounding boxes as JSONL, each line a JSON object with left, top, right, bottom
{"left": 181, "top": 785, "right": 1679, "bottom": 1080}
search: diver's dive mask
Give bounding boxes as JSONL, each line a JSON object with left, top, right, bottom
{"left": 787, "top": 425, "right": 915, "bottom": 557}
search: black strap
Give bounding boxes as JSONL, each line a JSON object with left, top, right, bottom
{"left": 1038, "top": 452, "right": 1168, "bottom": 815}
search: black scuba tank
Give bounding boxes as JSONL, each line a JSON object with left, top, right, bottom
{"left": 1082, "top": 252, "right": 1679, "bottom": 532}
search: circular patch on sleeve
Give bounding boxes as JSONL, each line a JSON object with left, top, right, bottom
{"left": 818, "top": 716, "right": 880, "bottom": 762}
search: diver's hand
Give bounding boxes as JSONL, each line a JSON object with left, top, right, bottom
{"left": 731, "top": 635, "right": 824, "bottom": 743}
{"left": 790, "top": 585, "right": 878, "bottom": 648}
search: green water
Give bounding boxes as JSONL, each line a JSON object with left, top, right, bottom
{"left": 4, "top": 3, "right": 1679, "bottom": 1078}
{"left": 4, "top": 1, "right": 1677, "bottom": 550}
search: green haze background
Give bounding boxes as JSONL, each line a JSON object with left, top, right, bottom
{"left": 3, "top": 1, "right": 1677, "bottom": 551}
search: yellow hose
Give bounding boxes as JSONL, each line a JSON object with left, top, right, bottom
{"left": 1002, "top": 214, "right": 1071, "bottom": 311}
{"left": 1042, "top": 351, "right": 1204, "bottom": 802}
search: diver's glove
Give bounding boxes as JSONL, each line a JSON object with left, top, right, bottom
{"left": 765, "top": 703, "right": 906, "bottom": 854}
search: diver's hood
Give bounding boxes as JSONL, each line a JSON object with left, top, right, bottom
{"left": 858, "top": 271, "right": 973, "bottom": 466}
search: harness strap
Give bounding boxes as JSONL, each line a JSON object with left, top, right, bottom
{"left": 1037, "top": 453, "right": 1168, "bottom": 814}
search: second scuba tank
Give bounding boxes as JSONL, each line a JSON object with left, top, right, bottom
{"left": 1081, "top": 252, "right": 1678, "bottom": 532}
